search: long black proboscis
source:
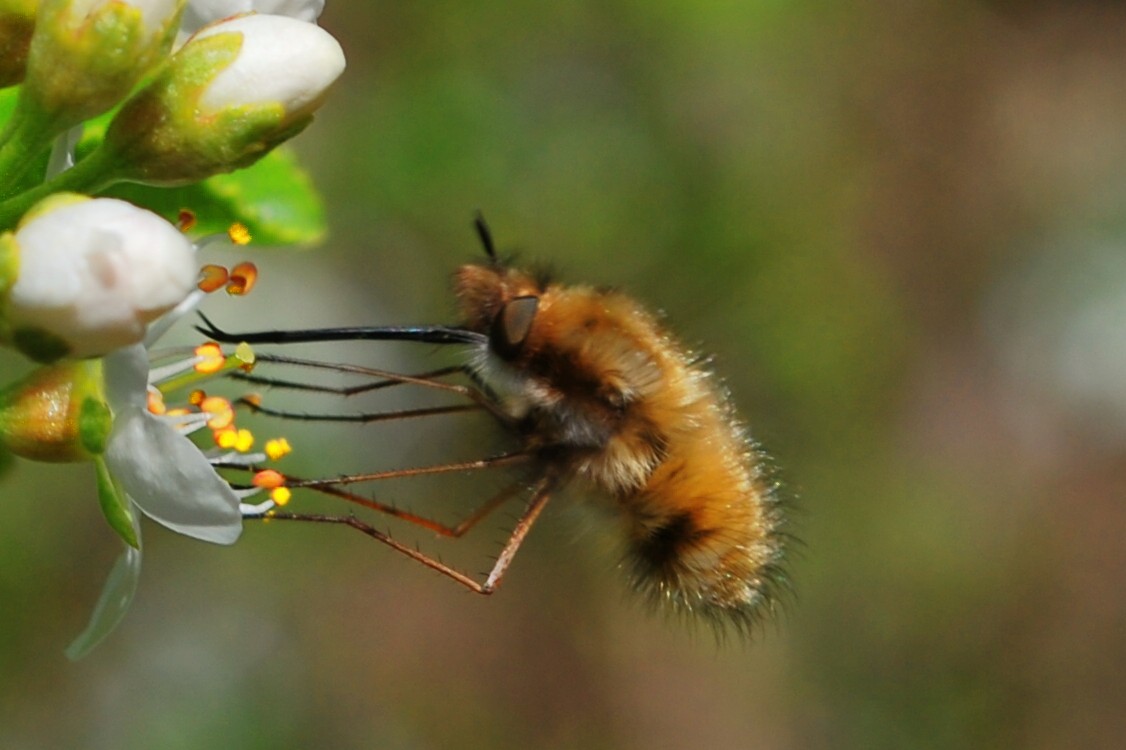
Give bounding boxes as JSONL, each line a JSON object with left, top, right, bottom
{"left": 196, "top": 313, "right": 487, "bottom": 346}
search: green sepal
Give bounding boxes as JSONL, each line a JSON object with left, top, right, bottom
{"left": 94, "top": 455, "right": 139, "bottom": 549}
{"left": 78, "top": 395, "right": 111, "bottom": 455}
{"left": 101, "top": 147, "right": 327, "bottom": 246}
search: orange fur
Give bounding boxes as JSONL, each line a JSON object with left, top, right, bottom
{"left": 455, "top": 263, "right": 787, "bottom": 627}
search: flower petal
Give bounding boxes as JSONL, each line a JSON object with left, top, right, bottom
{"left": 102, "top": 344, "right": 150, "bottom": 411}
{"left": 105, "top": 407, "right": 242, "bottom": 544}
{"left": 66, "top": 538, "right": 143, "bottom": 660}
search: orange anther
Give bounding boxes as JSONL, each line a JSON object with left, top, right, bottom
{"left": 146, "top": 390, "right": 166, "bottom": 415}
{"left": 200, "top": 395, "right": 234, "bottom": 429}
{"left": 178, "top": 209, "right": 197, "bottom": 232}
{"left": 226, "top": 261, "right": 258, "bottom": 295}
{"left": 198, "top": 264, "right": 229, "bottom": 293}
{"left": 253, "top": 469, "right": 286, "bottom": 489}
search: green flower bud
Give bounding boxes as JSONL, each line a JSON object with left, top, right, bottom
{"left": 0, "top": 0, "right": 37, "bottom": 88}
{"left": 100, "top": 12, "right": 344, "bottom": 185}
{"left": 23, "top": 0, "right": 186, "bottom": 129}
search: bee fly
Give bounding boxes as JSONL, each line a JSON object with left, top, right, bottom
{"left": 199, "top": 217, "right": 790, "bottom": 631}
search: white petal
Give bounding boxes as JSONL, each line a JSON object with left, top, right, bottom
{"left": 9, "top": 198, "right": 198, "bottom": 358}
{"left": 106, "top": 408, "right": 243, "bottom": 544}
{"left": 102, "top": 344, "right": 151, "bottom": 411}
{"left": 182, "top": 0, "right": 324, "bottom": 33}
{"left": 194, "top": 14, "right": 345, "bottom": 118}
{"left": 66, "top": 538, "right": 143, "bottom": 660}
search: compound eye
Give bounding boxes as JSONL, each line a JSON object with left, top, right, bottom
{"left": 491, "top": 295, "right": 538, "bottom": 358}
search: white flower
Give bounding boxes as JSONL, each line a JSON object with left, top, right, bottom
{"left": 67, "top": 342, "right": 262, "bottom": 658}
{"left": 191, "top": 13, "right": 344, "bottom": 123}
{"left": 181, "top": 0, "right": 324, "bottom": 35}
{"left": 5, "top": 196, "right": 198, "bottom": 360}
{"left": 103, "top": 344, "right": 244, "bottom": 542}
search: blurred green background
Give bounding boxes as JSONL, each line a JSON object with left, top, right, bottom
{"left": 3, "top": 1, "right": 1126, "bottom": 748}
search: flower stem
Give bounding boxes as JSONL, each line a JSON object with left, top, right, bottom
{"left": 0, "top": 102, "right": 54, "bottom": 199}
{"left": 0, "top": 146, "right": 119, "bottom": 230}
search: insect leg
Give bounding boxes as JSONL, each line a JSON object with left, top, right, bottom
{"left": 225, "top": 453, "right": 532, "bottom": 537}
{"left": 257, "top": 476, "right": 555, "bottom": 594}
{"left": 231, "top": 363, "right": 467, "bottom": 397}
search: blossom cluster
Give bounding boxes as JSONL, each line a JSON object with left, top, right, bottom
{"left": 0, "top": 0, "right": 344, "bottom": 656}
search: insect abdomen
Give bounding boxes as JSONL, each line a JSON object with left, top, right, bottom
{"left": 616, "top": 407, "right": 784, "bottom": 628}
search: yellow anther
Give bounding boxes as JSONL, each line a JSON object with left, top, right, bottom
{"left": 233, "top": 428, "right": 254, "bottom": 453}
{"left": 228, "top": 223, "right": 251, "bottom": 246}
{"left": 214, "top": 425, "right": 238, "bottom": 449}
{"left": 234, "top": 342, "right": 255, "bottom": 368}
{"left": 271, "top": 487, "right": 292, "bottom": 506}
{"left": 265, "top": 437, "right": 292, "bottom": 461}
{"left": 188, "top": 389, "right": 206, "bottom": 406}
{"left": 194, "top": 343, "right": 225, "bottom": 374}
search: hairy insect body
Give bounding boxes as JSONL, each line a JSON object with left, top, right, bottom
{"left": 456, "top": 264, "right": 785, "bottom": 625}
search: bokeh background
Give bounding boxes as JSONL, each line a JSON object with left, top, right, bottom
{"left": 3, "top": 1, "right": 1126, "bottom": 748}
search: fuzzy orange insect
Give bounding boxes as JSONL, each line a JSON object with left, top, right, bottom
{"left": 200, "top": 218, "right": 789, "bottom": 631}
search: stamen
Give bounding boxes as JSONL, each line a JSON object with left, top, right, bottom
{"left": 228, "top": 223, "right": 252, "bottom": 246}
{"left": 211, "top": 450, "right": 267, "bottom": 466}
{"left": 239, "top": 498, "right": 275, "bottom": 515}
{"left": 145, "top": 289, "right": 207, "bottom": 346}
{"left": 215, "top": 427, "right": 255, "bottom": 453}
{"left": 158, "top": 410, "right": 212, "bottom": 435}
{"left": 271, "top": 487, "right": 292, "bottom": 506}
{"left": 200, "top": 395, "right": 234, "bottom": 429}
{"left": 147, "top": 353, "right": 204, "bottom": 386}
{"left": 146, "top": 389, "right": 167, "bottom": 415}
{"left": 253, "top": 468, "right": 286, "bottom": 488}
{"left": 178, "top": 209, "right": 197, "bottom": 232}
{"left": 265, "top": 438, "right": 292, "bottom": 460}
{"left": 194, "top": 343, "right": 226, "bottom": 374}
{"left": 235, "top": 342, "right": 256, "bottom": 370}
{"left": 198, "top": 264, "right": 229, "bottom": 293}
{"left": 226, "top": 262, "right": 258, "bottom": 295}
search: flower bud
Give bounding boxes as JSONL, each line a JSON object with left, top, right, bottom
{"left": 180, "top": 0, "right": 324, "bottom": 36}
{"left": 22, "top": 0, "right": 185, "bottom": 129}
{"left": 0, "top": 0, "right": 37, "bottom": 88}
{"left": 101, "top": 12, "right": 344, "bottom": 184}
{"left": 0, "top": 194, "right": 198, "bottom": 361}
{"left": 0, "top": 358, "right": 106, "bottom": 462}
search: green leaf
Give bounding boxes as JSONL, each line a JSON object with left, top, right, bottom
{"left": 94, "top": 456, "right": 140, "bottom": 549}
{"left": 98, "top": 147, "right": 327, "bottom": 247}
